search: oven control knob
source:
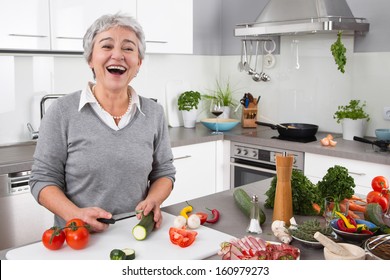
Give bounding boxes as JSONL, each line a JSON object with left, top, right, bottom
{"left": 243, "top": 149, "right": 248, "bottom": 156}
{"left": 236, "top": 148, "right": 242, "bottom": 155}
{"left": 252, "top": 151, "right": 257, "bottom": 158}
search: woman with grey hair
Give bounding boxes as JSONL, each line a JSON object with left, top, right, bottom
{"left": 29, "top": 13, "right": 176, "bottom": 232}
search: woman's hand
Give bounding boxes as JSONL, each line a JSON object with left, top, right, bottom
{"left": 74, "top": 207, "right": 112, "bottom": 232}
{"left": 135, "top": 199, "right": 163, "bottom": 228}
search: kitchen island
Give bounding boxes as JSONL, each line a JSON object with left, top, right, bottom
{"left": 0, "top": 178, "right": 326, "bottom": 260}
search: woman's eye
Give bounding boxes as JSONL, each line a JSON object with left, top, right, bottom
{"left": 123, "top": 46, "right": 134, "bottom": 52}
{"left": 102, "top": 44, "right": 113, "bottom": 49}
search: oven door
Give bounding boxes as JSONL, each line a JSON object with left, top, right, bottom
{"left": 230, "top": 158, "right": 276, "bottom": 188}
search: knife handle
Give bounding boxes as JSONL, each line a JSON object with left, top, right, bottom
{"left": 97, "top": 218, "right": 115, "bottom": 224}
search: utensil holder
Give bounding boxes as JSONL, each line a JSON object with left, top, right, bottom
{"left": 241, "top": 107, "right": 257, "bottom": 128}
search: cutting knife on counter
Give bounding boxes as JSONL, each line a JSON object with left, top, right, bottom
{"left": 97, "top": 210, "right": 138, "bottom": 224}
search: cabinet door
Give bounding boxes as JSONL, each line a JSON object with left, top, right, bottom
{"left": 137, "top": 0, "right": 193, "bottom": 54}
{"left": 50, "top": 0, "right": 137, "bottom": 51}
{"left": 162, "top": 142, "right": 216, "bottom": 206}
{"left": 0, "top": 0, "right": 50, "bottom": 50}
{"left": 304, "top": 153, "right": 390, "bottom": 195}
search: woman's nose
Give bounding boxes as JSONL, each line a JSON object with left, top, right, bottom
{"left": 111, "top": 48, "right": 124, "bottom": 61}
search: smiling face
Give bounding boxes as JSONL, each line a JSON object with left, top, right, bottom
{"left": 89, "top": 26, "right": 142, "bottom": 92}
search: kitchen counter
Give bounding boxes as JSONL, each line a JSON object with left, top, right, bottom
{"left": 0, "top": 178, "right": 326, "bottom": 260}
{"left": 1, "top": 123, "right": 390, "bottom": 175}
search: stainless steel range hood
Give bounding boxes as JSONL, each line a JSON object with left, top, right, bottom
{"left": 235, "top": 0, "right": 369, "bottom": 37}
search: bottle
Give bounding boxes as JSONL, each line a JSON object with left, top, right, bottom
{"left": 246, "top": 195, "right": 262, "bottom": 234}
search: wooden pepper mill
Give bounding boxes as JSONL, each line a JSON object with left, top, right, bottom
{"left": 272, "top": 153, "right": 294, "bottom": 226}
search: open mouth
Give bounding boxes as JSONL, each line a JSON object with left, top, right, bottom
{"left": 106, "top": 65, "right": 127, "bottom": 75}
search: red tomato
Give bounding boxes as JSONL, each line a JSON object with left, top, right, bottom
{"left": 371, "top": 176, "right": 389, "bottom": 194}
{"left": 195, "top": 212, "right": 208, "bottom": 225}
{"left": 367, "top": 191, "right": 389, "bottom": 212}
{"left": 169, "top": 227, "right": 197, "bottom": 248}
{"left": 42, "top": 227, "right": 65, "bottom": 250}
{"left": 64, "top": 218, "right": 90, "bottom": 250}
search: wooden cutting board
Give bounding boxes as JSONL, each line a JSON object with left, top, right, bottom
{"left": 6, "top": 212, "right": 235, "bottom": 260}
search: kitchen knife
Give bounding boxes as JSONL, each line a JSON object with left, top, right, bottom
{"left": 97, "top": 211, "right": 137, "bottom": 224}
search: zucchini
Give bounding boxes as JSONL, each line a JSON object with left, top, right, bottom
{"left": 110, "top": 248, "right": 136, "bottom": 260}
{"left": 132, "top": 211, "right": 155, "bottom": 240}
{"left": 110, "top": 249, "right": 126, "bottom": 260}
{"left": 233, "top": 188, "right": 266, "bottom": 225}
{"left": 364, "top": 203, "right": 390, "bottom": 234}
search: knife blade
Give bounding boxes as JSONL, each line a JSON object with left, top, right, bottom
{"left": 97, "top": 211, "right": 137, "bottom": 224}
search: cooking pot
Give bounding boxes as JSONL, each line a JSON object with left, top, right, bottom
{"left": 364, "top": 234, "right": 390, "bottom": 260}
{"left": 256, "top": 121, "right": 318, "bottom": 138}
{"left": 353, "top": 136, "right": 390, "bottom": 152}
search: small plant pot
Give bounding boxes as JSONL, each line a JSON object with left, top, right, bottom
{"left": 182, "top": 109, "right": 197, "bottom": 128}
{"left": 342, "top": 118, "right": 366, "bottom": 140}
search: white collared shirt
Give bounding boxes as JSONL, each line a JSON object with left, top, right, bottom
{"left": 78, "top": 82, "right": 144, "bottom": 130}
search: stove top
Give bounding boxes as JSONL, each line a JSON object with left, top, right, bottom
{"left": 272, "top": 135, "right": 317, "bottom": 143}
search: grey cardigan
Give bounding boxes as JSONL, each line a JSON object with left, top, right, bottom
{"left": 30, "top": 91, "right": 176, "bottom": 227}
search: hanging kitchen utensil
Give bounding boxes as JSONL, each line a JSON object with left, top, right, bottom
{"left": 247, "top": 40, "right": 255, "bottom": 75}
{"left": 256, "top": 121, "right": 318, "bottom": 139}
{"left": 238, "top": 40, "right": 245, "bottom": 71}
{"left": 353, "top": 136, "right": 390, "bottom": 152}
{"left": 291, "top": 39, "right": 300, "bottom": 70}
{"left": 252, "top": 41, "right": 261, "bottom": 82}
{"left": 263, "top": 39, "right": 276, "bottom": 69}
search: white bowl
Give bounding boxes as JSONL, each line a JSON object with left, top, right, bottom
{"left": 324, "top": 243, "right": 366, "bottom": 260}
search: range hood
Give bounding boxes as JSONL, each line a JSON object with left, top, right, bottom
{"left": 235, "top": 0, "right": 369, "bottom": 37}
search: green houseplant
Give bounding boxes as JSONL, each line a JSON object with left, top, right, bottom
{"left": 177, "top": 90, "right": 201, "bottom": 128}
{"left": 202, "top": 80, "right": 239, "bottom": 118}
{"left": 333, "top": 100, "right": 370, "bottom": 140}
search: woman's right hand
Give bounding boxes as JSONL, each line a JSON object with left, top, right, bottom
{"left": 74, "top": 207, "right": 112, "bottom": 232}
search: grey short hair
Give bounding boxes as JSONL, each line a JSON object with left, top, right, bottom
{"left": 83, "top": 13, "right": 146, "bottom": 63}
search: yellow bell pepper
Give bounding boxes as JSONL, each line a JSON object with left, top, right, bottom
{"left": 335, "top": 211, "right": 356, "bottom": 229}
{"left": 180, "top": 201, "right": 193, "bottom": 219}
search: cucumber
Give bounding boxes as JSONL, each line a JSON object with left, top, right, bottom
{"left": 233, "top": 188, "right": 266, "bottom": 225}
{"left": 132, "top": 211, "right": 155, "bottom": 240}
{"left": 110, "top": 248, "right": 136, "bottom": 260}
{"left": 122, "top": 248, "right": 136, "bottom": 260}
{"left": 364, "top": 203, "right": 390, "bottom": 234}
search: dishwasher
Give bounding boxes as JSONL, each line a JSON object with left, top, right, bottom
{"left": 0, "top": 171, "right": 54, "bottom": 250}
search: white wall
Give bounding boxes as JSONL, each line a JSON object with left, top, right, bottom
{"left": 0, "top": 54, "right": 220, "bottom": 145}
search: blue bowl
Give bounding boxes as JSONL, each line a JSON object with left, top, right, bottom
{"left": 330, "top": 219, "right": 379, "bottom": 243}
{"left": 201, "top": 118, "right": 240, "bottom": 132}
{"left": 375, "top": 129, "right": 390, "bottom": 141}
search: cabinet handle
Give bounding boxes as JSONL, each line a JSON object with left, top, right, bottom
{"left": 9, "top": 33, "right": 48, "bottom": 38}
{"left": 173, "top": 155, "right": 192, "bottom": 161}
{"left": 230, "top": 162, "right": 277, "bottom": 175}
{"left": 348, "top": 171, "right": 366, "bottom": 176}
{"left": 56, "top": 36, "right": 83, "bottom": 40}
{"left": 146, "top": 40, "right": 168, "bottom": 44}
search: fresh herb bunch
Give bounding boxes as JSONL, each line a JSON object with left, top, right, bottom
{"left": 331, "top": 31, "right": 347, "bottom": 73}
{"left": 265, "top": 169, "right": 320, "bottom": 216}
{"left": 333, "top": 99, "right": 370, "bottom": 124}
{"left": 289, "top": 219, "right": 333, "bottom": 242}
{"left": 317, "top": 165, "right": 355, "bottom": 212}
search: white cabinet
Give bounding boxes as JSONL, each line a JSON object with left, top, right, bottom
{"left": 0, "top": 0, "right": 51, "bottom": 50}
{"left": 137, "top": 0, "right": 193, "bottom": 54}
{"left": 50, "top": 0, "right": 136, "bottom": 51}
{"left": 162, "top": 141, "right": 218, "bottom": 206}
{"left": 304, "top": 153, "right": 390, "bottom": 195}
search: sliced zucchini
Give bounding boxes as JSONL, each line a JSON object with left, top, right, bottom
{"left": 122, "top": 248, "right": 136, "bottom": 260}
{"left": 110, "top": 249, "right": 126, "bottom": 260}
{"left": 132, "top": 211, "right": 155, "bottom": 240}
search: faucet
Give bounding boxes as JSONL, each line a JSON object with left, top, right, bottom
{"left": 27, "top": 94, "right": 66, "bottom": 140}
{"left": 27, "top": 123, "right": 39, "bottom": 140}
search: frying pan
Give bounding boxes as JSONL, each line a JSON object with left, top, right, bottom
{"left": 256, "top": 121, "right": 318, "bottom": 138}
{"left": 353, "top": 136, "right": 390, "bottom": 152}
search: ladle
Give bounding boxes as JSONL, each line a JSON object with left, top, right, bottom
{"left": 238, "top": 40, "right": 245, "bottom": 71}
{"left": 252, "top": 41, "right": 261, "bottom": 81}
{"left": 247, "top": 41, "right": 255, "bottom": 75}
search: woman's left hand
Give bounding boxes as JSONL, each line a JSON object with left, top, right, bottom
{"left": 135, "top": 199, "right": 163, "bottom": 228}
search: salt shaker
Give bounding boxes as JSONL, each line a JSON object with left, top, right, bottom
{"left": 246, "top": 195, "right": 263, "bottom": 234}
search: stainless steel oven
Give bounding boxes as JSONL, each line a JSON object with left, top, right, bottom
{"left": 230, "top": 142, "right": 304, "bottom": 188}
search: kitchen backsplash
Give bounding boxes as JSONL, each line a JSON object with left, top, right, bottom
{"left": 0, "top": 34, "right": 389, "bottom": 145}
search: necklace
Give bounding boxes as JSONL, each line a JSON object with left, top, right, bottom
{"left": 92, "top": 85, "right": 132, "bottom": 120}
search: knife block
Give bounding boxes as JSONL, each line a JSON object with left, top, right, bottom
{"left": 241, "top": 107, "right": 257, "bottom": 128}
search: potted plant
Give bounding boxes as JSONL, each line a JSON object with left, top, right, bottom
{"left": 333, "top": 99, "right": 370, "bottom": 140}
{"left": 202, "top": 80, "right": 239, "bottom": 119}
{"left": 177, "top": 90, "right": 201, "bottom": 128}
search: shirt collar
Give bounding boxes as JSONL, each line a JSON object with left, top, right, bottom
{"left": 79, "top": 82, "right": 145, "bottom": 116}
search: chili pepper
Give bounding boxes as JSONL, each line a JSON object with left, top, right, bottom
{"left": 337, "top": 218, "right": 356, "bottom": 233}
{"left": 180, "top": 201, "right": 193, "bottom": 219}
{"left": 205, "top": 208, "right": 220, "bottom": 223}
{"left": 335, "top": 211, "right": 356, "bottom": 229}
{"left": 360, "top": 229, "right": 374, "bottom": 235}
